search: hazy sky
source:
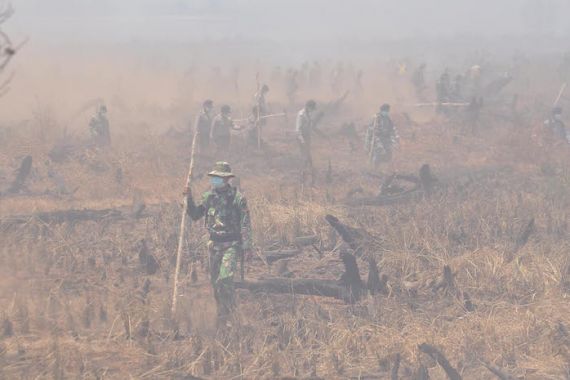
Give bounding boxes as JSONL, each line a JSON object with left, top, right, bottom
{"left": 7, "top": 0, "right": 570, "bottom": 44}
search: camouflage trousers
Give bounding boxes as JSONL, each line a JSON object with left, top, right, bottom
{"left": 208, "top": 241, "right": 239, "bottom": 323}
{"left": 298, "top": 139, "right": 315, "bottom": 185}
{"left": 369, "top": 139, "right": 393, "bottom": 169}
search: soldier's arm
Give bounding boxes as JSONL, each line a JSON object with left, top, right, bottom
{"left": 313, "top": 125, "right": 327, "bottom": 138}
{"left": 186, "top": 191, "right": 207, "bottom": 221}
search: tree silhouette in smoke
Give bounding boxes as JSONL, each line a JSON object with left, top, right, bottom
{"left": 0, "top": 2, "right": 24, "bottom": 98}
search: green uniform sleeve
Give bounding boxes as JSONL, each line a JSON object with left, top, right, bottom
{"left": 187, "top": 191, "right": 208, "bottom": 221}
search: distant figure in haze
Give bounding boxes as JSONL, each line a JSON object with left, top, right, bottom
{"left": 451, "top": 74, "right": 465, "bottom": 102}
{"left": 89, "top": 104, "right": 111, "bottom": 147}
{"left": 296, "top": 100, "right": 325, "bottom": 185}
{"left": 253, "top": 84, "right": 270, "bottom": 119}
{"left": 365, "top": 104, "right": 399, "bottom": 173}
{"left": 286, "top": 69, "right": 299, "bottom": 106}
{"left": 436, "top": 69, "right": 452, "bottom": 114}
{"left": 412, "top": 63, "right": 427, "bottom": 101}
{"left": 194, "top": 99, "right": 214, "bottom": 154}
{"left": 211, "top": 105, "right": 240, "bottom": 158}
{"left": 246, "top": 105, "right": 263, "bottom": 148}
{"left": 353, "top": 69, "right": 364, "bottom": 96}
{"left": 436, "top": 69, "right": 451, "bottom": 103}
{"left": 545, "top": 106, "right": 570, "bottom": 144}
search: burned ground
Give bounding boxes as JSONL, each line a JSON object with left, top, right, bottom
{"left": 1, "top": 54, "right": 570, "bottom": 379}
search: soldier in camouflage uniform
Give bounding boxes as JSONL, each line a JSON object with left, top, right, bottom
{"left": 210, "top": 105, "right": 240, "bottom": 158}
{"left": 194, "top": 99, "right": 214, "bottom": 153}
{"left": 185, "top": 162, "right": 252, "bottom": 326}
{"left": 296, "top": 100, "right": 321, "bottom": 185}
{"left": 89, "top": 104, "right": 111, "bottom": 147}
{"left": 365, "top": 104, "right": 399, "bottom": 172}
{"left": 253, "top": 84, "right": 270, "bottom": 119}
{"left": 544, "top": 106, "right": 570, "bottom": 144}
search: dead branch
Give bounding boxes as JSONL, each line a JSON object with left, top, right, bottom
{"left": 418, "top": 343, "right": 462, "bottom": 380}
{"left": 390, "top": 353, "right": 401, "bottom": 380}
{"left": 254, "top": 249, "right": 302, "bottom": 265}
{"left": 346, "top": 164, "right": 437, "bottom": 207}
{"left": 325, "top": 214, "right": 368, "bottom": 252}
{"left": 480, "top": 360, "right": 516, "bottom": 380}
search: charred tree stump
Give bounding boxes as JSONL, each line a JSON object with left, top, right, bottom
{"left": 432, "top": 265, "right": 456, "bottom": 295}
{"left": 391, "top": 353, "right": 401, "bottom": 380}
{"left": 6, "top": 155, "right": 32, "bottom": 194}
{"left": 367, "top": 257, "right": 387, "bottom": 295}
{"left": 338, "top": 251, "right": 363, "bottom": 301}
{"left": 514, "top": 217, "right": 535, "bottom": 253}
{"left": 419, "top": 164, "right": 437, "bottom": 194}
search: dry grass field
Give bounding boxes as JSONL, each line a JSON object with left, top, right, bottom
{"left": 1, "top": 49, "right": 570, "bottom": 379}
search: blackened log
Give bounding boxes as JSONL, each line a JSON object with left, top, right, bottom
{"left": 235, "top": 278, "right": 355, "bottom": 303}
{"left": 1, "top": 208, "right": 125, "bottom": 227}
{"left": 418, "top": 344, "right": 462, "bottom": 380}
{"left": 294, "top": 235, "right": 319, "bottom": 247}
{"left": 254, "top": 250, "right": 302, "bottom": 265}
{"left": 344, "top": 191, "right": 422, "bottom": 207}
{"left": 480, "top": 360, "right": 515, "bottom": 380}
{"left": 238, "top": 251, "right": 364, "bottom": 303}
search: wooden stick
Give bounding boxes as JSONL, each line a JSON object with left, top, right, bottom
{"left": 171, "top": 126, "right": 199, "bottom": 315}
{"left": 257, "top": 110, "right": 262, "bottom": 150}
{"left": 554, "top": 83, "right": 567, "bottom": 107}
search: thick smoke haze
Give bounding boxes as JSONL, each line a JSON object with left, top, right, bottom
{"left": 9, "top": 0, "right": 570, "bottom": 45}
{"left": 2, "top": 0, "right": 569, "bottom": 121}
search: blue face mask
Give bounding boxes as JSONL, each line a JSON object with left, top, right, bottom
{"left": 381, "top": 111, "right": 389, "bottom": 117}
{"left": 210, "top": 176, "right": 225, "bottom": 188}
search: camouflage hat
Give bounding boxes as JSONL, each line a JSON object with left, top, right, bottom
{"left": 208, "top": 161, "right": 235, "bottom": 178}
